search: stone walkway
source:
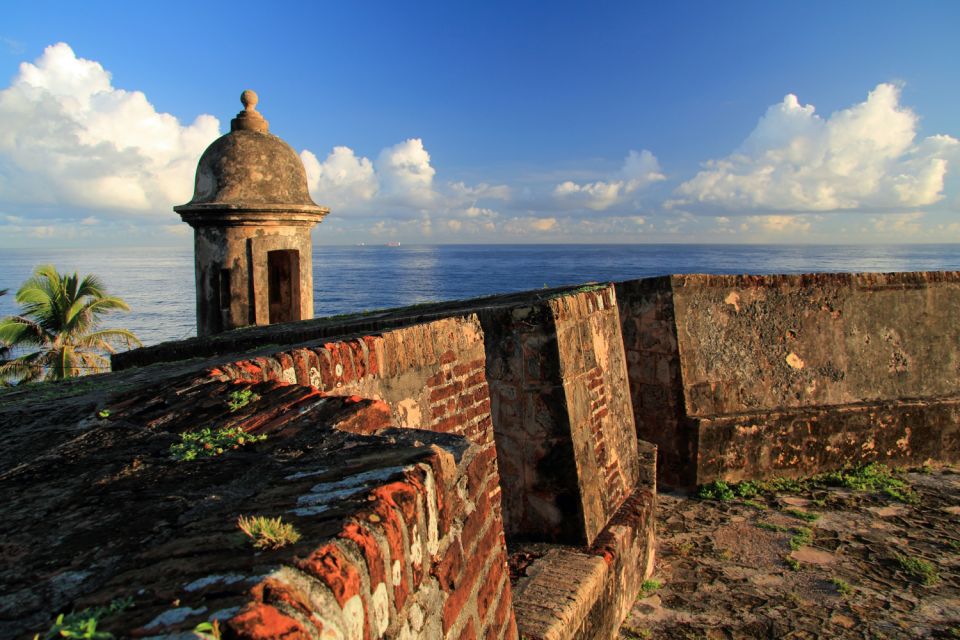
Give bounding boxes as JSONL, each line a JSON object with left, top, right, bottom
{"left": 620, "top": 468, "right": 960, "bottom": 639}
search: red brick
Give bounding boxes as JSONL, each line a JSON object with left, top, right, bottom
{"left": 348, "top": 340, "right": 367, "bottom": 379}
{"left": 461, "top": 486, "right": 491, "bottom": 553}
{"left": 314, "top": 348, "right": 336, "bottom": 390}
{"left": 336, "top": 343, "right": 356, "bottom": 383}
{"left": 439, "top": 349, "right": 457, "bottom": 365}
{"left": 339, "top": 522, "right": 386, "bottom": 586}
{"left": 227, "top": 603, "right": 312, "bottom": 640}
{"left": 370, "top": 481, "right": 418, "bottom": 522}
{"left": 334, "top": 400, "right": 393, "bottom": 435}
{"left": 276, "top": 353, "right": 295, "bottom": 379}
{"left": 430, "top": 382, "right": 461, "bottom": 403}
{"left": 295, "top": 544, "right": 361, "bottom": 607}
{"left": 492, "top": 578, "right": 515, "bottom": 637}
{"left": 362, "top": 335, "right": 381, "bottom": 376}
{"left": 476, "top": 551, "right": 505, "bottom": 622}
{"left": 459, "top": 617, "right": 478, "bottom": 640}
{"left": 441, "top": 552, "right": 482, "bottom": 633}
{"left": 368, "top": 501, "right": 409, "bottom": 609}
{"left": 467, "top": 446, "right": 497, "bottom": 498}
{"left": 432, "top": 540, "right": 464, "bottom": 592}
{"left": 464, "top": 371, "right": 486, "bottom": 389}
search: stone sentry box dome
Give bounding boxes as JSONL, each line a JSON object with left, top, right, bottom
{"left": 176, "top": 90, "right": 328, "bottom": 337}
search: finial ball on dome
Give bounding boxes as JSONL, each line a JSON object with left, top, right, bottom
{"left": 241, "top": 90, "right": 259, "bottom": 111}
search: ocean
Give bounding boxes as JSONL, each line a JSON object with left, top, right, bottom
{"left": 1, "top": 244, "right": 958, "bottom": 347}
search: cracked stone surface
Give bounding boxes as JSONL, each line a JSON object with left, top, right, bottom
{"left": 619, "top": 468, "right": 960, "bottom": 639}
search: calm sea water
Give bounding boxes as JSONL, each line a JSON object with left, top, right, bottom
{"left": 1, "top": 244, "right": 958, "bottom": 347}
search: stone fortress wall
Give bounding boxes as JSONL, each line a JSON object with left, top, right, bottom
{"left": 2, "top": 272, "right": 958, "bottom": 639}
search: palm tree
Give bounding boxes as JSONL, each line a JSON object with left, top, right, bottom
{"left": 0, "top": 288, "right": 9, "bottom": 366}
{"left": 0, "top": 265, "right": 141, "bottom": 384}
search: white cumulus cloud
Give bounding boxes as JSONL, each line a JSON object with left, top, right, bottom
{"left": 674, "top": 84, "right": 959, "bottom": 212}
{"left": 554, "top": 150, "right": 665, "bottom": 211}
{"left": 0, "top": 43, "right": 220, "bottom": 214}
{"left": 301, "top": 146, "right": 378, "bottom": 209}
{"left": 376, "top": 138, "right": 437, "bottom": 205}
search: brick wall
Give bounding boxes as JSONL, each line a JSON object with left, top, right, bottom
{"left": 211, "top": 315, "right": 515, "bottom": 639}
{"left": 480, "top": 285, "right": 639, "bottom": 545}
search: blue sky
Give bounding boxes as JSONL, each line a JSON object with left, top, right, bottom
{"left": 1, "top": 0, "right": 958, "bottom": 246}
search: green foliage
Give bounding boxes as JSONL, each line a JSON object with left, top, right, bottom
{"left": 784, "top": 555, "right": 801, "bottom": 571}
{"left": 237, "top": 514, "right": 301, "bottom": 550}
{"left": 227, "top": 388, "right": 260, "bottom": 412}
{"left": 831, "top": 577, "right": 853, "bottom": 596}
{"left": 697, "top": 479, "right": 762, "bottom": 501}
{"left": 193, "top": 620, "right": 222, "bottom": 639}
{"left": 756, "top": 522, "right": 790, "bottom": 533}
{"left": 789, "top": 527, "right": 813, "bottom": 550}
{"left": 97, "top": 409, "right": 111, "bottom": 419}
{"left": 741, "top": 499, "right": 768, "bottom": 510}
{"left": 701, "top": 463, "right": 917, "bottom": 504}
{"left": 0, "top": 265, "right": 141, "bottom": 384}
{"left": 639, "top": 579, "right": 662, "bottom": 597}
{"left": 894, "top": 553, "right": 939, "bottom": 586}
{"left": 784, "top": 508, "right": 820, "bottom": 522}
{"left": 819, "top": 463, "right": 916, "bottom": 503}
{"left": 170, "top": 427, "right": 266, "bottom": 461}
{"left": 38, "top": 598, "right": 132, "bottom": 639}
{"left": 697, "top": 480, "right": 734, "bottom": 501}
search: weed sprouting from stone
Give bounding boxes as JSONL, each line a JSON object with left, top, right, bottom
{"left": 741, "top": 499, "right": 768, "bottom": 510}
{"left": 756, "top": 522, "right": 789, "bottom": 533}
{"left": 169, "top": 427, "right": 266, "bottom": 461}
{"left": 227, "top": 388, "right": 260, "bottom": 412}
{"left": 819, "top": 463, "right": 917, "bottom": 503}
{"left": 193, "top": 620, "right": 222, "bottom": 639}
{"left": 894, "top": 553, "right": 939, "bottom": 586}
{"left": 237, "top": 514, "right": 301, "bottom": 550}
{"left": 37, "top": 597, "right": 132, "bottom": 639}
{"left": 831, "top": 577, "right": 853, "bottom": 596}
{"left": 789, "top": 527, "right": 813, "bottom": 550}
{"left": 784, "top": 508, "right": 820, "bottom": 522}
{"left": 696, "top": 480, "right": 734, "bottom": 501}
{"left": 97, "top": 408, "right": 110, "bottom": 419}
{"left": 639, "top": 579, "right": 662, "bottom": 598}
{"left": 784, "top": 555, "right": 801, "bottom": 571}
{"left": 698, "top": 462, "right": 918, "bottom": 504}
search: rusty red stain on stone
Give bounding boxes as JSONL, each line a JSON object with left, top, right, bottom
{"left": 339, "top": 522, "right": 386, "bottom": 586}
{"left": 227, "top": 603, "right": 312, "bottom": 639}
{"left": 370, "top": 481, "right": 418, "bottom": 521}
{"left": 296, "top": 544, "right": 361, "bottom": 607}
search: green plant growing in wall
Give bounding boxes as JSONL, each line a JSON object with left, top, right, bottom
{"left": 783, "top": 508, "right": 820, "bottom": 522}
{"left": 227, "top": 388, "right": 260, "bottom": 412}
{"left": 97, "top": 409, "right": 111, "bottom": 419}
{"left": 820, "top": 463, "right": 917, "bottom": 503}
{"left": 696, "top": 480, "right": 735, "bottom": 501}
{"left": 638, "top": 579, "right": 662, "bottom": 598}
{"left": 193, "top": 620, "right": 222, "bottom": 639}
{"left": 169, "top": 427, "right": 266, "bottom": 461}
{"left": 831, "top": 577, "right": 853, "bottom": 597}
{"left": 36, "top": 597, "right": 132, "bottom": 639}
{"left": 237, "top": 514, "right": 301, "bottom": 550}
{"left": 894, "top": 553, "right": 939, "bottom": 586}
{"left": 789, "top": 527, "right": 813, "bottom": 550}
